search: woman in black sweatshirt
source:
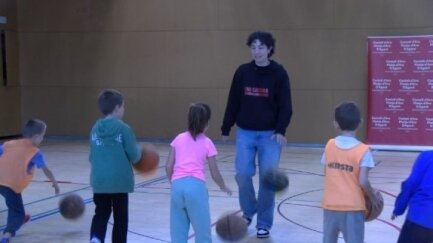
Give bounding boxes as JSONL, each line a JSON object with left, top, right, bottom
{"left": 221, "top": 31, "right": 293, "bottom": 239}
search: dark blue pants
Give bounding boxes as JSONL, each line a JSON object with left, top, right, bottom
{"left": 90, "top": 193, "right": 128, "bottom": 243}
{"left": 0, "top": 185, "right": 25, "bottom": 236}
{"left": 397, "top": 219, "right": 433, "bottom": 243}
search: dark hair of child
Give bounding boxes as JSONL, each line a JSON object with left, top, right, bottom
{"left": 334, "top": 101, "right": 361, "bottom": 131}
{"left": 22, "top": 119, "right": 47, "bottom": 138}
{"left": 98, "top": 89, "right": 124, "bottom": 115}
{"left": 188, "top": 103, "right": 211, "bottom": 140}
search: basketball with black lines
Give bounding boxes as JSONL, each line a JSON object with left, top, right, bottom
{"left": 59, "top": 194, "right": 85, "bottom": 220}
{"left": 263, "top": 169, "right": 289, "bottom": 192}
{"left": 365, "top": 189, "right": 384, "bottom": 222}
{"left": 215, "top": 213, "right": 248, "bottom": 241}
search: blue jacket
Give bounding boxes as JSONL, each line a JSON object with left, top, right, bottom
{"left": 393, "top": 150, "right": 433, "bottom": 229}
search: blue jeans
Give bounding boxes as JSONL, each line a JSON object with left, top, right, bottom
{"left": 170, "top": 177, "right": 211, "bottom": 243}
{"left": 235, "top": 127, "right": 282, "bottom": 230}
{"left": 0, "top": 185, "right": 26, "bottom": 236}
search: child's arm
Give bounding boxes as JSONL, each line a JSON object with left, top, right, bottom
{"left": 208, "top": 156, "right": 232, "bottom": 195}
{"left": 392, "top": 151, "right": 430, "bottom": 220}
{"left": 359, "top": 167, "right": 379, "bottom": 207}
{"left": 42, "top": 166, "right": 60, "bottom": 195}
{"left": 122, "top": 127, "right": 141, "bottom": 164}
{"left": 165, "top": 147, "right": 175, "bottom": 182}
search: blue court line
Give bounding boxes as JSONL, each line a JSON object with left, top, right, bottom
{"left": 0, "top": 186, "right": 92, "bottom": 214}
{"left": 0, "top": 175, "right": 168, "bottom": 231}
{"left": 0, "top": 197, "right": 94, "bottom": 231}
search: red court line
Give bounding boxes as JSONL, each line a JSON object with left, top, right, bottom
{"left": 376, "top": 218, "right": 401, "bottom": 231}
{"left": 43, "top": 180, "right": 72, "bottom": 184}
{"left": 379, "top": 189, "right": 397, "bottom": 198}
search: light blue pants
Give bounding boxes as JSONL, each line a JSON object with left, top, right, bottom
{"left": 323, "top": 210, "right": 364, "bottom": 243}
{"left": 170, "top": 177, "right": 211, "bottom": 243}
{"left": 235, "top": 127, "right": 282, "bottom": 230}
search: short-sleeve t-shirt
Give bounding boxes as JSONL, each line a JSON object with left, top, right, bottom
{"left": 0, "top": 144, "right": 46, "bottom": 173}
{"left": 320, "top": 136, "right": 375, "bottom": 168}
{"left": 170, "top": 132, "right": 217, "bottom": 182}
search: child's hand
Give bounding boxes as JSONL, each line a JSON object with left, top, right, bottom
{"left": 53, "top": 183, "right": 60, "bottom": 195}
{"left": 391, "top": 214, "right": 397, "bottom": 220}
{"left": 221, "top": 136, "right": 230, "bottom": 143}
{"left": 370, "top": 195, "right": 382, "bottom": 209}
{"left": 221, "top": 186, "right": 232, "bottom": 196}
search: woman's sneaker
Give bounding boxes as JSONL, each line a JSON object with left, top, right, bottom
{"left": 257, "top": 228, "right": 270, "bottom": 238}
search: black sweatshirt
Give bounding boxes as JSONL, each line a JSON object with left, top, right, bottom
{"left": 221, "top": 60, "right": 293, "bottom": 136}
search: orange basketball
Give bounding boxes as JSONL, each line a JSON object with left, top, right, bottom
{"left": 133, "top": 143, "right": 160, "bottom": 174}
{"left": 364, "top": 189, "right": 384, "bottom": 222}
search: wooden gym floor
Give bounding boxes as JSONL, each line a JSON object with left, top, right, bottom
{"left": 0, "top": 138, "right": 417, "bottom": 243}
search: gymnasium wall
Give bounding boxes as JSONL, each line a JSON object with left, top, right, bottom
{"left": 0, "top": 0, "right": 20, "bottom": 136}
{"left": 4, "top": 0, "right": 433, "bottom": 143}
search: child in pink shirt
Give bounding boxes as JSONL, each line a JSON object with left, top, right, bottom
{"left": 166, "top": 103, "right": 232, "bottom": 243}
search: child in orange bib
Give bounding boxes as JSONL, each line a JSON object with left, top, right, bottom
{"left": 0, "top": 119, "right": 59, "bottom": 243}
{"left": 321, "top": 102, "right": 380, "bottom": 243}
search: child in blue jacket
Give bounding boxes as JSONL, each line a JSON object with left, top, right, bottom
{"left": 392, "top": 151, "right": 433, "bottom": 243}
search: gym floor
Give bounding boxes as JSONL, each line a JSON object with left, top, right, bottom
{"left": 0, "top": 138, "right": 417, "bottom": 242}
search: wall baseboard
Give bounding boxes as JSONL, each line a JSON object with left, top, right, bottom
{"left": 0, "top": 134, "right": 21, "bottom": 140}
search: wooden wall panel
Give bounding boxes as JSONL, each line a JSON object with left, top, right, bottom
{"left": 0, "top": 0, "right": 17, "bottom": 30}
{"left": 218, "top": 0, "right": 335, "bottom": 30}
{"left": 0, "top": 0, "right": 20, "bottom": 136}
{"left": 278, "top": 30, "right": 370, "bottom": 91}
{"left": 21, "top": 86, "right": 227, "bottom": 139}
{"left": 0, "top": 87, "right": 21, "bottom": 136}
{"left": 288, "top": 90, "right": 335, "bottom": 144}
{"left": 334, "top": 0, "right": 433, "bottom": 28}
{"left": 17, "top": 0, "right": 219, "bottom": 32}
{"left": 21, "top": 87, "right": 100, "bottom": 136}
{"left": 14, "top": 0, "right": 433, "bottom": 144}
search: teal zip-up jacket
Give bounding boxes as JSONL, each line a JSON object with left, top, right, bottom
{"left": 89, "top": 117, "right": 141, "bottom": 193}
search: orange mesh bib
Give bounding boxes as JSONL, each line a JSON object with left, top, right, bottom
{"left": 322, "top": 139, "right": 369, "bottom": 211}
{"left": 0, "top": 139, "right": 38, "bottom": 193}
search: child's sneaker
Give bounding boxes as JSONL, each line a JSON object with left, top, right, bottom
{"left": 257, "top": 228, "right": 270, "bottom": 238}
{"left": 22, "top": 214, "right": 31, "bottom": 225}
{"left": 90, "top": 236, "right": 101, "bottom": 243}
{"left": 0, "top": 238, "right": 9, "bottom": 243}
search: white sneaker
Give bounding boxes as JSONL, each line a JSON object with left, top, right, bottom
{"left": 257, "top": 228, "right": 270, "bottom": 238}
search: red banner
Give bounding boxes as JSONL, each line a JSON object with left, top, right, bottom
{"left": 367, "top": 35, "right": 433, "bottom": 147}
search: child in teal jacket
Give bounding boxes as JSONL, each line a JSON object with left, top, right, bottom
{"left": 89, "top": 89, "right": 141, "bottom": 243}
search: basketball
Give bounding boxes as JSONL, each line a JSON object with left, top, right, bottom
{"left": 364, "top": 189, "right": 384, "bottom": 222}
{"left": 59, "top": 194, "right": 85, "bottom": 220}
{"left": 263, "top": 169, "right": 289, "bottom": 192}
{"left": 216, "top": 213, "right": 248, "bottom": 242}
{"left": 133, "top": 143, "right": 160, "bottom": 174}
